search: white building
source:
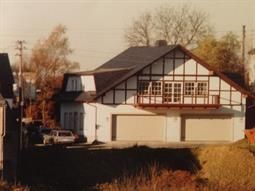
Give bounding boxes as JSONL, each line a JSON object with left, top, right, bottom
{"left": 59, "top": 44, "right": 253, "bottom": 143}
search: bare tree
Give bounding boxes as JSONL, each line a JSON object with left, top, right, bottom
{"left": 124, "top": 12, "right": 154, "bottom": 46}
{"left": 125, "top": 4, "right": 212, "bottom": 47}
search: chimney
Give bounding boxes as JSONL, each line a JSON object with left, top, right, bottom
{"left": 155, "top": 40, "right": 168, "bottom": 47}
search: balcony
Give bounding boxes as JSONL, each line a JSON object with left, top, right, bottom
{"left": 134, "top": 94, "right": 220, "bottom": 109}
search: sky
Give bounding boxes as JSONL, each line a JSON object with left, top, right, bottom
{"left": 0, "top": 0, "right": 254, "bottom": 71}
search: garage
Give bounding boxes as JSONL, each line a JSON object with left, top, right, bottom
{"left": 181, "top": 115, "right": 232, "bottom": 141}
{"left": 112, "top": 115, "right": 166, "bottom": 141}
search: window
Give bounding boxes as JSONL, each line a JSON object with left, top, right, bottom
{"left": 173, "top": 83, "right": 182, "bottom": 102}
{"left": 74, "top": 80, "right": 78, "bottom": 91}
{"left": 184, "top": 82, "right": 195, "bottom": 96}
{"left": 184, "top": 82, "right": 208, "bottom": 96}
{"left": 68, "top": 112, "right": 73, "bottom": 129}
{"left": 197, "top": 82, "right": 207, "bottom": 96}
{"left": 138, "top": 81, "right": 150, "bottom": 95}
{"left": 64, "top": 112, "right": 68, "bottom": 129}
{"left": 151, "top": 81, "right": 162, "bottom": 95}
{"left": 74, "top": 112, "right": 78, "bottom": 132}
{"left": 79, "top": 113, "right": 84, "bottom": 130}
{"left": 71, "top": 80, "right": 75, "bottom": 90}
{"left": 164, "top": 83, "right": 172, "bottom": 103}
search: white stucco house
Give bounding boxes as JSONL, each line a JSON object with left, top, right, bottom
{"left": 58, "top": 44, "right": 254, "bottom": 143}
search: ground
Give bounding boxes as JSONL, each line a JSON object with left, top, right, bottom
{"left": 3, "top": 140, "right": 255, "bottom": 190}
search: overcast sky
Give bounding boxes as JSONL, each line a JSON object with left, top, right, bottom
{"left": 0, "top": 0, "right": 254, "bottom": 70}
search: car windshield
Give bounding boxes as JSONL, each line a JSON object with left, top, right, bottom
{"left": 59, "top": 132, "right": 72, "bottom": 137}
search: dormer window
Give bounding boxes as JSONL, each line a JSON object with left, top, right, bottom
{"left": 67, "top": 77, "right": 82, "bottom": 92}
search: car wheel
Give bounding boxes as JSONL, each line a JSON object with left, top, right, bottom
{"left": 49, "top": 138, "right": 54, "bottom": 145}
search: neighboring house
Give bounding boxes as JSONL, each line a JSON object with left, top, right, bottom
{"left": 59, "top": 44, "right": 253, "bottom": 143}
{"left": 0, "top": 53, "right": 18, "bottom": 181}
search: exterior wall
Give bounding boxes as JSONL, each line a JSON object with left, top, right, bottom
{"left": 100, "top": 52, "right": 244, "bottom": 107}
{"left": 60, "top": 102, "right": 96, "bottom": 142}
{"left": 90, "top": 103, "right": 246, "bottom": 142}
{"left": 94, "top": 48, "right": 246, "bottom": 142}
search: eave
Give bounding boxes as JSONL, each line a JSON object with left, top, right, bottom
{"left": 134, "top": 103, "right": 221, "bottom": 109}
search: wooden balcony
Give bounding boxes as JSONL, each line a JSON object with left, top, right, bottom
{"left": 134, "top": 94, "right": 221, "bottom": 109}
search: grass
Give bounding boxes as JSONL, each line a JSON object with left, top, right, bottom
{"left": 2, "top": 139, "right": 255, "bottom": 190}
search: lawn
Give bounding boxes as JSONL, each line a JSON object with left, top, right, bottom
{"left": 5, "top": 140, "right": 255, "bottom": 191}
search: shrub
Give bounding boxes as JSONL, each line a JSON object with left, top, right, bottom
{"left": 197, "top": 145, "right": 255, "bottom": 190}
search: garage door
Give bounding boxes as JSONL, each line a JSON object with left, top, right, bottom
{"left": 112, "top": 115, "right": 165, "bottom": 141}
{"left": 182, "top": 116, "right": 232, "bottom": 141}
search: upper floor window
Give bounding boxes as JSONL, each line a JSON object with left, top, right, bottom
{"left": 67, "top": 77, "right": 82, "bottom": 92}
{"left": 138, "top": 81, "right": 150, "bottom": 95}
{"left": 184, "top": 82, "right": 207, "bottom": 96}
{"left": 197, "top": 82, "right": 207, "bottom": 96}
{"left": 138, "top": 81, "right": 162, "bottom": 95}
{"left": 151, "top": 82, "right": 162, "bottom": 95}
{"left": 184, "top": 82, "right": 195, "bottom": 95}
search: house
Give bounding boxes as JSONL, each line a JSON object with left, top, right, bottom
{"left": 0, "top": 53, "right": 18, "bottom": 181}
{"left": 59, "top": 44, "right": 253, "bottom": 143}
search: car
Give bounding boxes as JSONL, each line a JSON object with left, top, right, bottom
{"left": 40, "top": 128, "right": 53, "bottom": 144}
{"left": 44, "top": 130, "right": 76, "bottom": 145}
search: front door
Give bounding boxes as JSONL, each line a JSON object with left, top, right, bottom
{"left": 163, "top": 82, "right": 182, "bottom": 103}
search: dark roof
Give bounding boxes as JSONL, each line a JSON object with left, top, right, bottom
{"left": 0, "top": 54, "right": 14, "bottom": 98}
{"left": 95, "top": 45, "right": 177, "bottom": 97}
{"left": 57, "top": 91, "right": 96, "bottom": 102}
{"left": 96, "top": 45, "right": 176, "bottom": 70}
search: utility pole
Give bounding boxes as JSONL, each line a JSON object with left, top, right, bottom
{"left": 242, "top": 25, "right": 249, "bottom": 86}
{"left": 15, "top": 40, "right": 25, "bottom": 151}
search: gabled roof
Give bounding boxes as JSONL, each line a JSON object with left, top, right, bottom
{"left": 94, "top": 45, "right": 177, "bottom": 98}
{"left": 0, "top": 54, "right": 14, "bottom": 98}
{"left": 60, "top": 44, "right": 255, "bottom": 102}
{"left": 96, "top": 45, "right": 176, "bottom": 70}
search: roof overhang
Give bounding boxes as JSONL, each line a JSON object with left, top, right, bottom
{"left": 134, "top": 103, "right": 221, "bottom": 109}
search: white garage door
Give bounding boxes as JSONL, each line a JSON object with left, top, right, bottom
{"left": 182, "top": 115, "right": 232, "bottom": 141}
{"left": 112, "top": 115, "right": 165, "bottom": 141}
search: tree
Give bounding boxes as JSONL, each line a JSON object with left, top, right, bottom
{"left": 193, "top": 32, "right": 242, "bottom": 73}
{"left": 29, "top": 25, "right": 79, "bottom": 127}
{"left": 124, "top": 12, "right": 154, "bottom": 46}
{"left": 124, "top": 4, "right": 211, "bottom": 47}
{"left": 30, "top": 25, "right": 79, "bottom": 87}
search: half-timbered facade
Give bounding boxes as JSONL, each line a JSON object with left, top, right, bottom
{"left": 59, "top": 44, "right": 251, "bottom": 143}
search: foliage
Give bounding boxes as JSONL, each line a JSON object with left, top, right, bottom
{"left": 197, "top": 144, "right": 255, "bottom": 190}
{"left": 193, "top": 32, "right": 243, "bottom": 73}
{"left": 97, "top": 145, "right": 255, "bottom": 191}
{"left": 125, "top": 4, "right": 211, "bottom": 47}
{"left": 30, "top": 24, "right": 79, "bottom": 88}
{"left": 29, "top": 25, "right": 79, "bottom": 126}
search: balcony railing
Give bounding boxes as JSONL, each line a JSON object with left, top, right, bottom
{"left": 134, "top": 94, "right": 220, "bottom": 108}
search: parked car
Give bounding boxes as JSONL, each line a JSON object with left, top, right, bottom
{"left": 40, "top": 128, "right": 53, "bottom": 144}
{"left": 44, "top": 130, "right": 76, "bottom": 145}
